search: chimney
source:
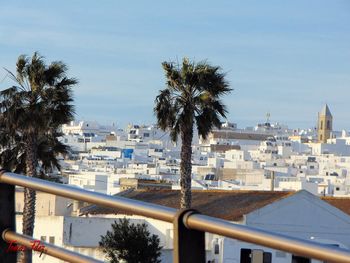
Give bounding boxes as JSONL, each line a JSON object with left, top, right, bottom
{"left": 72, "top": 200, "right": 84, "bottom": 216}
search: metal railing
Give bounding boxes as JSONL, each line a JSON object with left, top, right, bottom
{"left": 2, "top": 230, "right": 101, "bottom": 263}
{"left": 1, "top": 171, "right": 350, "bottom": 263}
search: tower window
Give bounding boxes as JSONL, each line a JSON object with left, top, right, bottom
{"left": 327, "top": 120, "right": 330, "bottom": 129}
{"left": 320, "top": 135, "right": 323, "bottom": 141}
{"left": 320, "top": 121, "right": 323, "bottom": 130}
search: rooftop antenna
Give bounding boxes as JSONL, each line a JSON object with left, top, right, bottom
{"left": 266, "top": 112, "right": 271, "bottom": 123}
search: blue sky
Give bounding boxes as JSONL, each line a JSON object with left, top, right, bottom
{"left": 0, "top": 1, "right": 349, "bottom": 130}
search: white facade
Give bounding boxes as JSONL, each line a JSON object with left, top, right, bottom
{"left": 15, "top": 188, "right": 73, "bottom": 216}
{"left": 217, "top": 191, "right": 350, "bottom": 263}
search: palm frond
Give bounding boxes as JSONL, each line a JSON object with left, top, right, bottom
{"left": 0, "top": 52, "right": 76, "bottom": 177}
{"left": 155, "top": 57, "right": 232, "bottom": 141}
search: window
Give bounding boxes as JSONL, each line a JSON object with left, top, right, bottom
{"left": 241, "top": 248, "right": 252, "bottom": 263}
{"left": 263, "top": 252, "right": 272, "bottom": 263}
{"left": 320, "top": 134, "right": 323, "bottom": 141}
{"left": 292, "top": 255, "right": 310, "bottom": 263}
{"left": 214, "top": 244, "right": 219, "bottom": 254}
{"left": 327, "top": 120, "right": 330, "bottom": 129}
{"left": 49, "top": 236, "right": 55, "bottom": 244}
{"left": 40, "top": 236, "right": 46, "bottom": 242}
{"left": 320, "top": 121, "right": 323, "bottom": 129}
{"left": 310, "top": 166, "right": 314, "bottom": 169}
{"left": 240, "top": 249, "right": 272, "bottom": 263}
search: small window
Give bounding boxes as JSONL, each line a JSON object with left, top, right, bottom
{"left": 320, "top": 121, "right": 323, "bottom": 130}
{"left": 292, "top": 255, "right": 310, "bottom": 263}
{"left": 336, "top": 187, "right": 340, "bottom": 191}
{"left": 240, "top": 249, "right": 272, "bottom": 263}
{"left": 263, "top": 252, "right": 272, "bottom": 263}
{"left": 40, "top": 236, "right": 46, "bottom": 242}
{"left": 240, "top": 248, "right": 251, "bottom": 263}
{"left": 327, "top": 120, "right": 330, "bottom": 129}
{"left": 214, "top": 244, "right": 219, "bottom": 254}
{"left": 49, "top": 236, "right": 55, "bottom": 244}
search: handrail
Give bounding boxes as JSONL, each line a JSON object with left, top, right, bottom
{"left": 186, "top": 214, "right": 350, "bottom": 263}
{"left": 1, "top": 172, "right": 350, "bottom": 262}
{"left": 2, "top": 229, "right": 102, "bottom": 263}
{"left": 0, "top": 172, "right": 176, "bottom": 223}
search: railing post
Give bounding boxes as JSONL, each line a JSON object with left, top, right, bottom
{"left": 0, "top": 172, "right": 17, "bottom": 262}
{"left": 173, "top": 209, "right": 205, "bottom": 263}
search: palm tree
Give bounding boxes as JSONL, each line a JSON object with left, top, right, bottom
{"left": 0, "top": 52, "right": 77, "bottom": 262}
{"left": 154, "top": 58, "right": 232, "bottom": 208}
{"left": 0, "top": 130, "right": 70, "bottom": 178}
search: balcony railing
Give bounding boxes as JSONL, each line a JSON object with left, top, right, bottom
{"left": 1, "top": 171, "right": 350, "bottom": 263}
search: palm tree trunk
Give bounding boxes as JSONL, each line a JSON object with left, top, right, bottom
{"left": 180, "top": 124, "right": 193, "bottom": 209}
{"left": 18, "top": 135, "right": 38, "bottom": 263}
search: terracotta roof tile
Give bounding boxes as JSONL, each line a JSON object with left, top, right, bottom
{"left": 322, "top": 196, "right": 350, "bottom": 216}
{"left": 80, "top": 190, "right": 293, "bottom": 221}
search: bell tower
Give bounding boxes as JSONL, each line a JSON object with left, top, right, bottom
{"left": 317, "top": 104, "right": 332, "bottom": 143}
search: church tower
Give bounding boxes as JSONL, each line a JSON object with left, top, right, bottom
{"left": 317, "top": 104, "right": 332, "bottom": 143}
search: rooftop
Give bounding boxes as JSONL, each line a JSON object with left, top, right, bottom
{"left": 321, "top": 196, "right": 350, "bottom": 215}
{"left": 80, "top": 190, "right": 293, "bottom": 221}
{"left": 211, "top": 131, "right": 271, "bottom": 141}
{"left": 80, "top": 190, "right": 350, "bottom": 221}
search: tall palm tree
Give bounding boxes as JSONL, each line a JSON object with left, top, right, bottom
{"left": 0, "top": 52, "right": 77, "bottom": 262}
{"left": 154, "top": 58, "right": 232, "bottom": 208}
{"left": 0, "top": 130, "right": 70, "bottom": 178}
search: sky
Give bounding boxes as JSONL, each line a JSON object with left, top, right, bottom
{"left": 0, "top": 0, "right": 349, "bottom": 130}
